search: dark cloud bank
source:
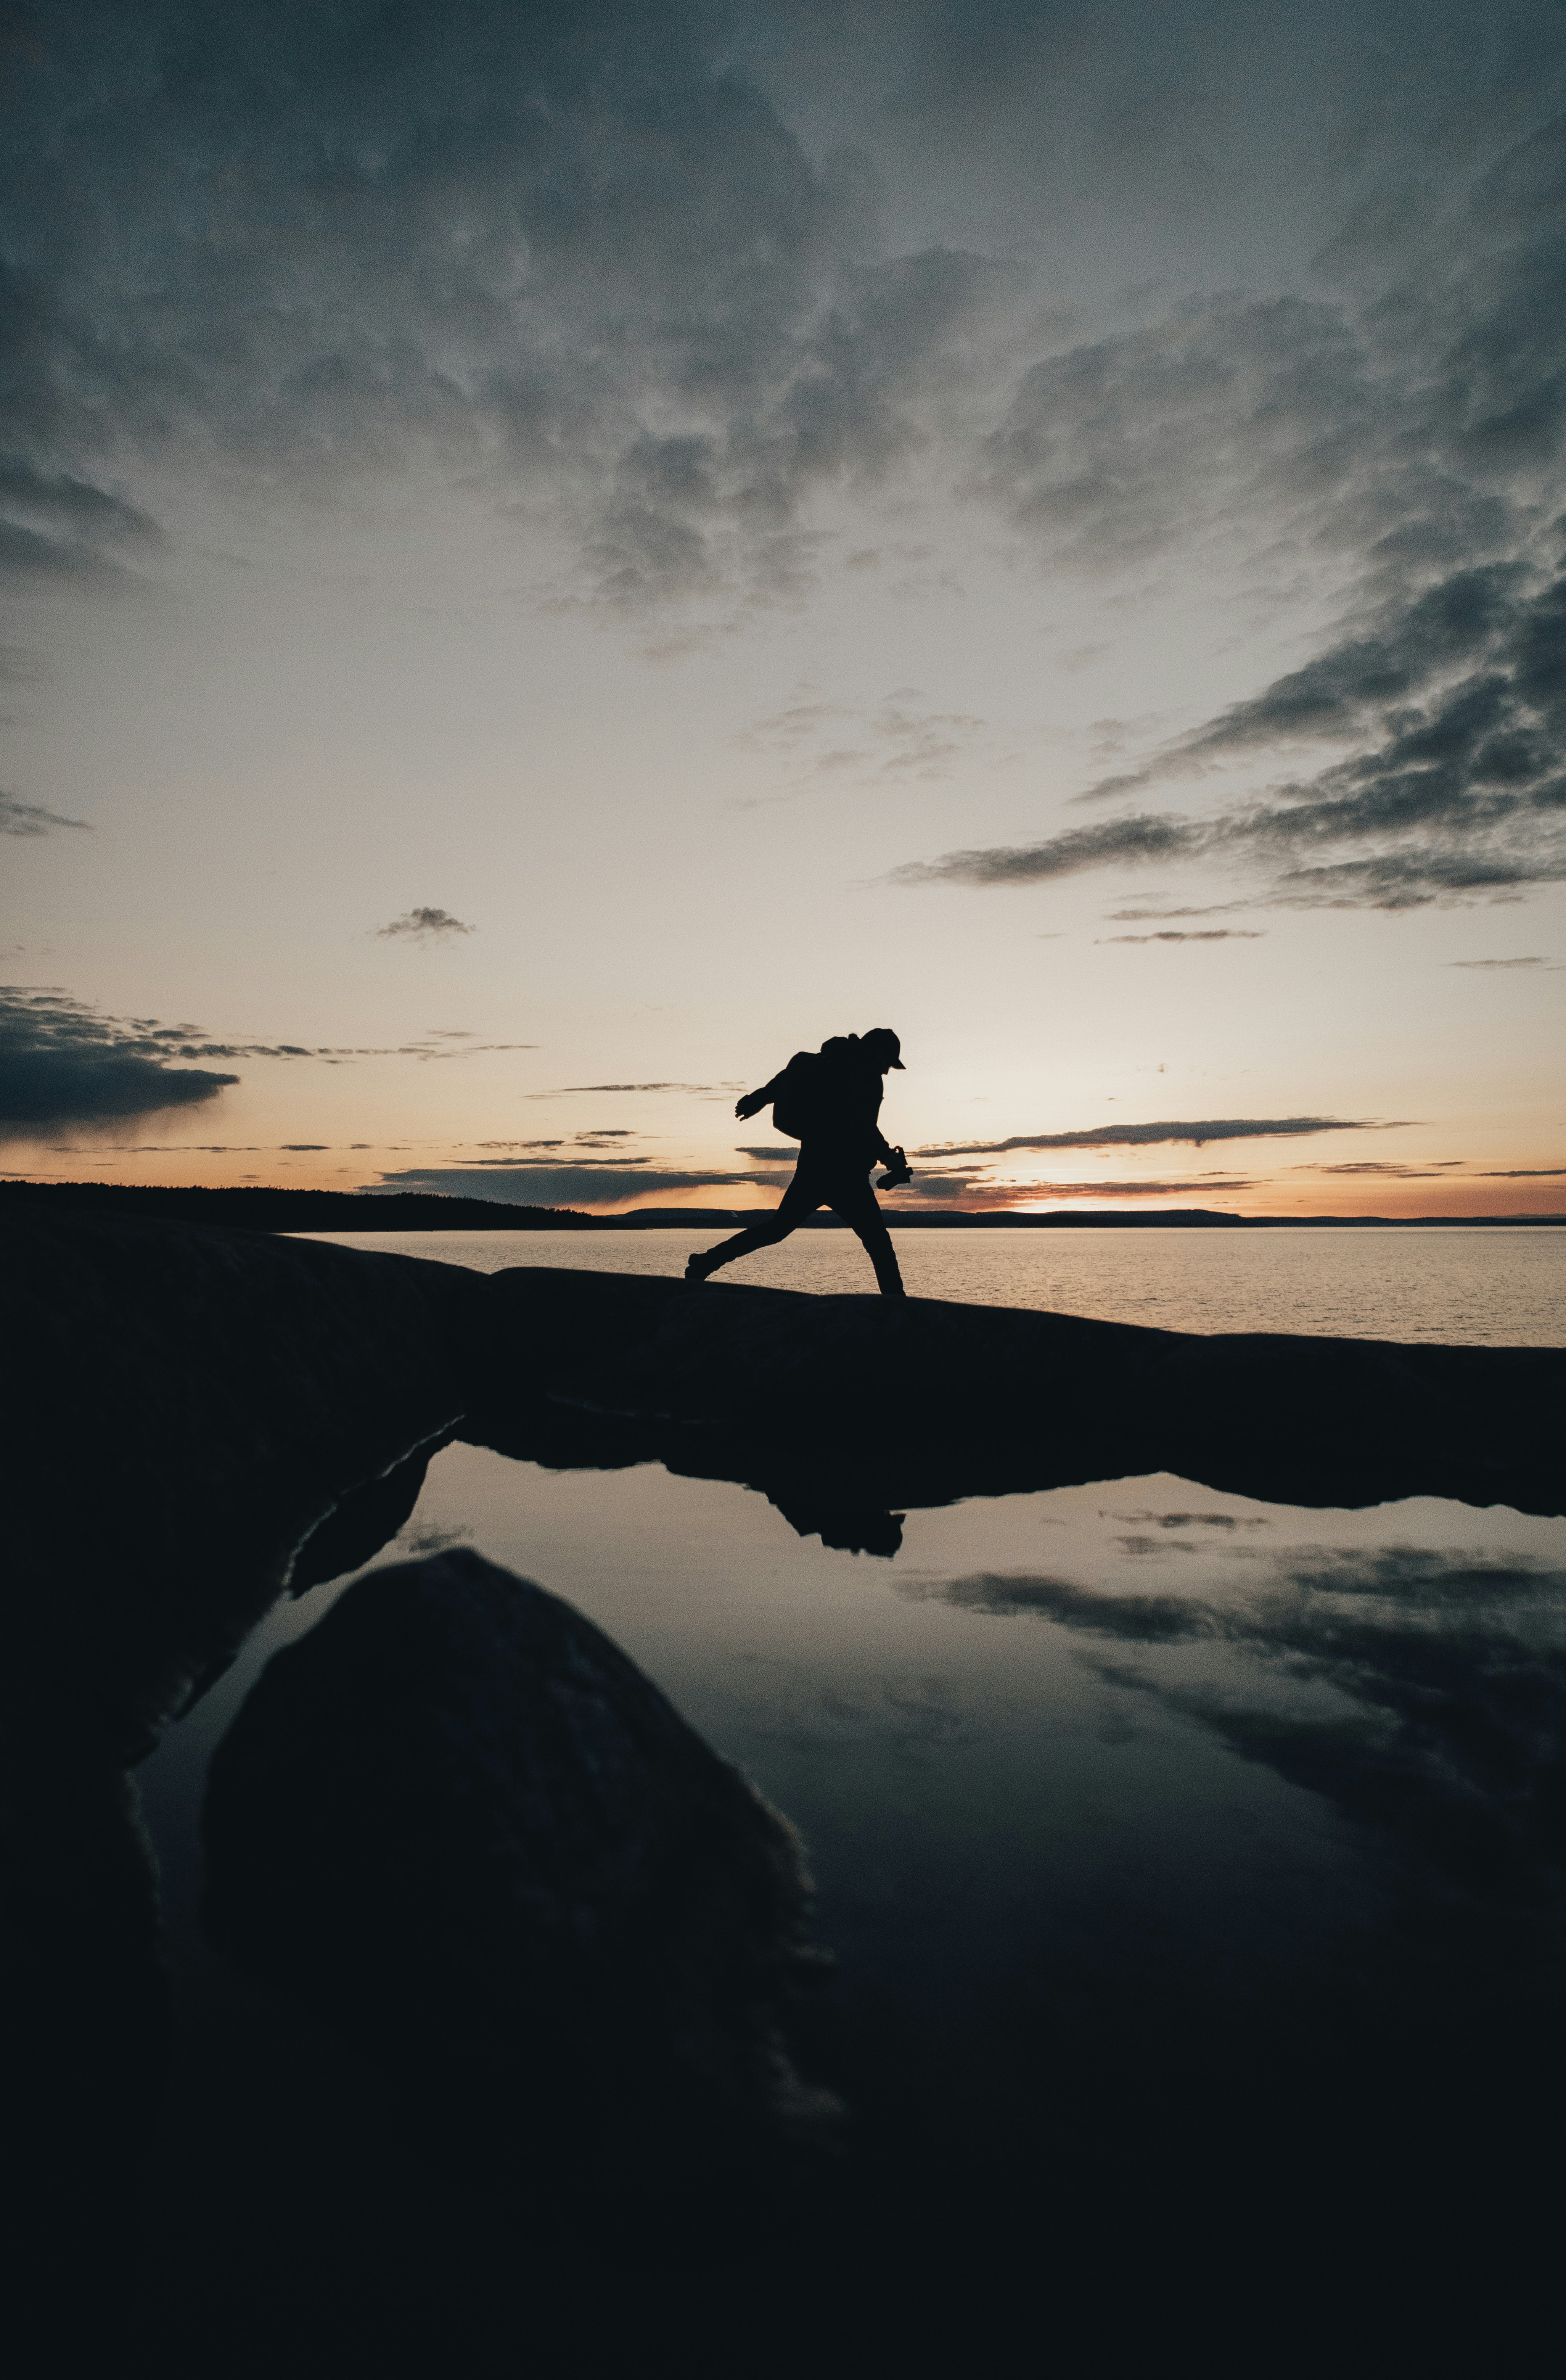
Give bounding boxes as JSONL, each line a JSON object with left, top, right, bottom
{"left": 3, "top": 2, "right": 1564, "bottom": 920}
{"left": 0, "top": 985, "right": 240, "bottom": 1134}
{"left": 0, "top": 0, "right": 1023, "bottom": 610}
{"left": 0, "top": 985, "right": 534, "bottom": 1134}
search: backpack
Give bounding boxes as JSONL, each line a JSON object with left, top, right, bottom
{"left": 770, "top": 1050, "right": 825, "bottom": 1141}
{"left": 770, "top": 1037, "right": 858, "bottom": 1141}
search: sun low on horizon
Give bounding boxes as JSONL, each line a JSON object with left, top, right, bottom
{"left": 3, "top": 0, "right": 1563, "bottom": 1224}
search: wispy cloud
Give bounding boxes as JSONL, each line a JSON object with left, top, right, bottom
{"left": 367, "top": 1162, "right": 785, "bottom": 1206}
{"left": 1, "top": 789, "right": 89, "bottom": 837}
{"left": 528, "top": 1082, "right": 730, "bottom": 1098}
{"left": 1303, "top": 1160, "right": 1457, "bottom": 1179}
{"left": 735, "top": 683, "right": 990, "bottom": 801}
{"left": 1103, "top": 905, "right": 1255, "bottom": 922}
{"left": 915, "top": 1117, "right": 1406, "bottom": 1157}
{"left": 0, "top": 459, "right": 166, "bottom": 590}
{"left": 1098, "top": 930, "right": 1266, "bottom": 944}
{"left": 376, "top": 908, "right": 475, "bottom": 941}
{"left": 1018, "top": 1178, "right": 1253, "bottom": 1199}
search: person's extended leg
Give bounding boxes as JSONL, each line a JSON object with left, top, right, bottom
{"left": 828, "top": 1172, "right": 906, "bottom": 1297}
{"left": 687, "top": 1166, "right": 822, "bottom": 1279}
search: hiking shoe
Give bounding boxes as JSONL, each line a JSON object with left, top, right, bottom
{"left": 684, "top": 1254, "right": 712, "bottom": 1283}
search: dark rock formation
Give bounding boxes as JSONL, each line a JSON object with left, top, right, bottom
{"left": 0, "top": 1673, "right": 168, "bottom": 2311}
{"left": 3, "top": 1205, "right": 1561, "bottom": 2359}
{"left": 3, "top": 1205, "right": 485, "bottom": 1749}
{"left": 474, "top": 1266, "right": 1566, "bottom": 1517}
{"left": 285, "top": 1437, "right": 444, "bottom": 1601}
{"left": 1, "top": 1208, "right": 485, "bottom": 2297}
{"left": 201, "top": 1550, "right": 832, "bottom": 2172}
{"left": 3, "top": 1204, "right": 1559, "bottom": 2318}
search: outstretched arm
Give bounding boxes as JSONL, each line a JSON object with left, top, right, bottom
{"left": 735, "top": 1073, "right": 785, "bottom": 1122}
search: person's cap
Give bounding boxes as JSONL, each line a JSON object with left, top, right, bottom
{"left": 865, "top": 1027, "right": 905, "bottom": 1068}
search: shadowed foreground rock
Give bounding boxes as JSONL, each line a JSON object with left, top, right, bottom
{"left": 1, "top": 1206, "right": 483, "bottom": 2308}
{"left": 3, "top": 1205, "right": 487, "bottom": 1751}
{"left": 201, "top": 1550, "right": 833, "bottom": 2174}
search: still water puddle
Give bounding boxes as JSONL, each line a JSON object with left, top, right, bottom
{"left": 139, "top": 1447, "right": 1566, "bottom": 2027}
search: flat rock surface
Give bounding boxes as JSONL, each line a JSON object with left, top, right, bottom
{"left": 481, "top": 1264, "right": 1566, "bottom": 1516}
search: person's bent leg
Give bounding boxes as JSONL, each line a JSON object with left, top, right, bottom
{"left": 690, "top": 1170, "right": 820, "bottom": 1278}
{"left": 829, "top": 1175, "right": 906, "bottom": 1297}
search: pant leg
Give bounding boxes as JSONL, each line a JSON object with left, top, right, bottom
{"left": 698, "top": 1165, "right": 823, "bottom": 1274}
{"left": 825, "top": 1172, "right": 905, "bottom": 1297}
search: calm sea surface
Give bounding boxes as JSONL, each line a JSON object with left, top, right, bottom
{"left": 298, "top": 1223, "right": 1566, "bottom": 1344}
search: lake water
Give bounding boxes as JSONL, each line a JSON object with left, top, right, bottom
{"left": 133, "top": 1229, "right": 1566, "bottom": 2359}
{"left": 297, "top": 1223, "right": 1566, "bottom": 1344}
{"left": 141, "top": 1452, "right": 1566, "bottom": 2018}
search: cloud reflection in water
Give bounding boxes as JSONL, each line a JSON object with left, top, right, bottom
{"left": 905, "top": 1539, "right": 1566, "bottom": 1933}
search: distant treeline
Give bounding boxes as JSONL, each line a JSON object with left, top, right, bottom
{"left": 3, "top": 1181, "right": 1561, "bottom": 1231}
{"left": 0, "top": 1182, "right": 601, "bottom": 1231}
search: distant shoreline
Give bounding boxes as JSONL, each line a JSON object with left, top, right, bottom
{"left": 4, "top": 1181, "right": 1562, "bottom": 1230}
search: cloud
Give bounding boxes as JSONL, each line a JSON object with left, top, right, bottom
{"left": 0, "top": 4, "right": 1027, "bottom": 621}
{"left": 1448, "top": 955, "right": 1548, "bottom": 967}
{"left": 0, "top": 457, "right": 165, "bottom": 589}
{"left": 894, "top": 615, "right": 1566, "bottom": 903}
{"left": 1016, "top": 1178, "right": 1254, "bottom": 1199}
{"left": 738, "top": 685, "right": 989, "bottom": 792}
{"left": 1302, "top": 1161, "right": 1453, "bottom": 1178}
{"left": 1103, "top": 905, "right": 1254, "bottom": 921}
{"left": 528, "top": 1083, "right": 730, "bottom": 1097}
{"left": 376, "top": 908, "right": 475, "bottom": 941}
{"left": 892, "top": 102, "right": 1566, "bottom": 913}
{"left": 50, "top": 1140, "right": 342, "bottom": 1154}
{"left": 0, "top": 789, "right": 89, "bottom": 837}
{"left": 3, "top": 0, "right": 1559, "bottom": 708}
{"left": 0, "top": 981, "right": 535, "bottom": 1135}
{"left": 367, "top": 1155, "right": 1260, "bottom": 1209}
{"left": 915, "top": 1117, "right": 1401, "bottom": 1157}
{"left": 0, "top": 984, "right": 238, "bottom": 1135}
{"left": 1099, "top": 930, "right": 1266, "bottom": 943}
{"left": 979, "top": 291, "right": 1381, "bottom": 582}
{"left": 891, "top": 812, "right": 1204, "bottom": 889}
{"left": 367, "top": 1163, "right": 779, "bottom": 1207}
{"left": 1475, "top": 1167, "right": 1566, "bottom": 1177}
{"left": 892, "top": 562, "right": 1566, "bottom": 908}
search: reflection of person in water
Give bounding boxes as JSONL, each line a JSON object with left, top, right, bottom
{"left": 686, "top": 1028, "right": 911, "bottom": 1295}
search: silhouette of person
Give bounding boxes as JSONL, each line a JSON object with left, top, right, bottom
{"left": 686, "top": 1028, "right": 910, "bottom": 1295}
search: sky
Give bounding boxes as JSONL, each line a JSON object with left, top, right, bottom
{"left": 3, "top": 0, "right": 1564, "bottom": 1218}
